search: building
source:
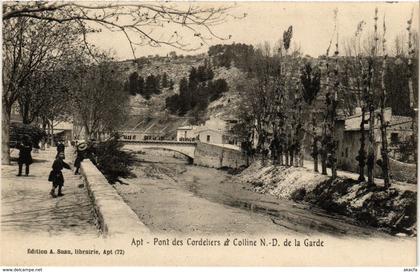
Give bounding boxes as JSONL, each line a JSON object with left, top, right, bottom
{"left": 175, "top": 116, "right": 241, "bottom": 149}
{"left": 176, "top": 126, "right": 197, "bottom": 141}
{"left": 336, "top": 107, "right": 414, "bottom": 174}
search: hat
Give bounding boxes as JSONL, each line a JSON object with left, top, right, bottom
{"left": 77, "top": 142, "right": 88, "bottom": 151}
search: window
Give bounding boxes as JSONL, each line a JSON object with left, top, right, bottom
{"left": 391, "top": 133, "right": 399, "bottom": 144}
{"left": 207, "top": 135, "right": 210, "bottom": 142}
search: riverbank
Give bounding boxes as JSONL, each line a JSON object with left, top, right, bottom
{"left": 233, "top": 161, "right": 417, "bottom": 236}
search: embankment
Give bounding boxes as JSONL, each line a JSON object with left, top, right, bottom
{"left": 80, "top": 160, "right": 150, "bottom": 237}
{"left": 235, "top": 161, "right": 416, "bottom": 235}
{"left": 193, "top": 142, "right": 247, "bottom": 168}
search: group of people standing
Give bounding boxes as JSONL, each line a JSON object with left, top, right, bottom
{"left": 15, "top": 137, "right": 96, "bottom": 198}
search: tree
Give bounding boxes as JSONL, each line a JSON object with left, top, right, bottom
{"left": 406, "top": 10, "right": 418, "bottom": 171}
{"left": 2, "top": 17, "right": 79, "bottom": 164}
{"left": 378, "top": 16, "right": 391, "bottom": 187}
{"left": 300, "top": 62, "right": 321, "bottom": 171}
{"left": 161, "top": 72, "right": 169, "bottom": 88}
{"left": 2, "top": 2, "right": 239, "bottom": 164}
{"left": 3, "top": 2, "right": 239, "bottom": 57}
{"left": 65, "top": 51, "right": 130, "bottom": 140}
{"left": 128, "top": 72, "right": 139, "bottom": 96}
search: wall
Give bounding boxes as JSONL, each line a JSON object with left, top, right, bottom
{"left": 198, "top": 129, "right": 223, "bottom": 145}
{"left": 80, "top": 160, "right": 150, "bottom": 237}
{"left": 193, "top": 142, "right": 247, "bottom": 168}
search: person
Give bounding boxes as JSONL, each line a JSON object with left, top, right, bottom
{"left": 56, "top": 140, "right": 65, "bottom": 159}
{"left": 49, "top": 152, "right": 70, "bottom": 197}
{"left": 74, "top": 141, "right": 88, "bottom": 175}
{"left": 16, "top": 137, "right": 33, "bottom": 176}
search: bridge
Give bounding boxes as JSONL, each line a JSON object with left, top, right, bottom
{"left": 121, "top": 140, "right": 197, "bottom": 159}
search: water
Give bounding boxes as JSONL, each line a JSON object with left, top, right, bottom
{"left": 119, "top": 148, "right": 390, "bottom": 237}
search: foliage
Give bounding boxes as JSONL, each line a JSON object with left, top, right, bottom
{"left": 124, "top": 72, "right": 167, "bottom": 100}
{"left": 300, "top": 62, "right": 321, "bottom": 105}
{"left": 165, "top": 63, "right": 228, "bottom": 116}
{"left": 208, "top": 43, "right": 256, "bottom": 72}
{"left": 10, "top": 123, "right": 46, "bottom": 149}
{"left": 65, "top": 51, "right": 130, "bottom": 139}
{"left": 94, "top": 133, "right": 137, "bottom": 183}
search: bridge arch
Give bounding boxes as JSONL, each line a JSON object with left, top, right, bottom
{"left": 121, "top": 140, "right": 197, "bottom": 161}
{"left": 138, "top": 146, "right": 194, "bottom": 161}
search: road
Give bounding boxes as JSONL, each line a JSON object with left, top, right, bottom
{"left": 1, "top": 148, "right": 99, "bottom": 238}
{"left": 114, "top": 149, "right": 398, "bottom": 238}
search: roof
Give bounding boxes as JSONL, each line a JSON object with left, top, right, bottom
{"left": 177, "top": 126, "right": 194, "bottom": 130}
{"left": 197, "top": 128, "right": 224, "bottom": 135}
{"left": 389, "top": 115, "right": 412, "bottom": 126}
{"left": 343, "top": 108, "right": 412, "bottom": 131}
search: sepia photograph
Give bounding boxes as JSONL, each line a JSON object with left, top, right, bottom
{"left": 0, "top": 0, "right": 418, "bottom": 268}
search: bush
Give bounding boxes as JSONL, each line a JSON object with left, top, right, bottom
{"left": 10, "top": 122, "right": 46, "bottom": 149}
{"left": 94, "top": 133, "right": 137, "bottom": 183}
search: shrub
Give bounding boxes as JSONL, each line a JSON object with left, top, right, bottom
{"left": 10, "top": 122, "right": 46, "bottom": 149}
{"left": 94, "top": 133, "right": 137, "bottom": 183}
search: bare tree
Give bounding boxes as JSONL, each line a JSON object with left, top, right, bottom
{"left": 3, "top": 2, "right": 241, "bottom": 56}
{"left": 407, "top": 10, "right": 418, "bottom": 170}
{"left": 378, "top": 16, "right": 391, "bottom": 187}
{"left": 300, "top": 62, "right": 321, "bottom": 171}
{"left": 2, "top": 2, "right": 239, "bottom": 164}
{"left": 2, "top": 17, "right": 79, "bottom": 164}
{"left": 63, "top": 51, "right": 130, "bottom": 140}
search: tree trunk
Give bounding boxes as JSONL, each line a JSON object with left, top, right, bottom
{"left": 50, "top": 120, "right": 55, "bottom": 147}
{"left": 83, "top": 122, "right": 91, "bottom": 141}
{"left": 357, "top": 109, "right": 366, "bottom": 182}
{"left": 289, "top": 148, "right": 294, "bottom": 166}
{"left": 2, "top": 104, "right": 11, "bottom": 165}
{"left": 321, "top": 146, "right": 327, "bottom": 175}
{"left": 379, "top": 110, "right": 390, "bottom": 187}
{"left": 294, "top": 148, "right": 299, "bottom": 167}
{"left": 367, "top": 107, "right": 375, "bottom": 184}
{"left": 312, "top": 115, "right": 319, "bottom": 172}
{"left": 279, "top": 150, "right": 283, "bottom": 166}
{"left": 379, "top": 37, "right": 390, "bottom": 188}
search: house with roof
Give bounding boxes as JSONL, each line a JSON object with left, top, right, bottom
{"left": 335, "top": 107, "right": 414, "bottom": 174}
{"left": 176, "top": 116, "right": 241, "bottom": 149}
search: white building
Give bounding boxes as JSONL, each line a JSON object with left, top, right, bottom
{"left": 176, "top": 117, "right": 240, "bottom": 149}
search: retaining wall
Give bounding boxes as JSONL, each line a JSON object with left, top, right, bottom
{"left": 80, "top": 160, "right": 150, "bottom": 237}
{"left": 193, "top": 142, "right": 247, "bottom": 168}
{"left": 389, "top": 158, "right": 417, "bottom": 184}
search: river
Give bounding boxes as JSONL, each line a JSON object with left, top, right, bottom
{"left": 114, "top": 149, "right": 395, "bottom": 238}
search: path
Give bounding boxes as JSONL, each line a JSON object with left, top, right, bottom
{"left": 1, "top": 147, "right": 99, "bottom": 237}
{"left": 302, "top": 160, "right": 417, "bottom": 192}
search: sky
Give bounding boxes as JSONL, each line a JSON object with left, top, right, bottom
{"left": 87, "top": 1, "right": 419, "bottom": 60}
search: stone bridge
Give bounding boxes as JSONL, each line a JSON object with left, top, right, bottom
{"left": 121, "top": 140, "right": 197, "bottom": 159}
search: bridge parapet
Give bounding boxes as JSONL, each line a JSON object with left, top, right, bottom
{"left": 120, "top": 140, "right": 197, "bottom": 146}
{"left": 122, "top": 140, "right": 197, "bottom": 159}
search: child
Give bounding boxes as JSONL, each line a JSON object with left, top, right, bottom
{"left": 49, "top": 152, "right": 70, "bottom": 198}
{"left": 56, "top": 140, "right": 65, "bottom": 159}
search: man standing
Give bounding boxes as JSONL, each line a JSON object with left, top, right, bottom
{"left": 16, "top": 136, "right": 33, "bottom": 176}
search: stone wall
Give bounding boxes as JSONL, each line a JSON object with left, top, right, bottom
{"left": 80, "top": 160, "right": 150, "bottom": 237}
{"left": 193, "top": 142, "right": 247, "bottom": 168}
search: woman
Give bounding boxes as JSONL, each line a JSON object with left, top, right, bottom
{"left": 74, "top": 141, "right": 88, "bottom": 175}
{"left": 49, "top": 152, "right": 70, "bottom": 197}
{"left": 16, "top": 136, "right": 33, "bottom": 176}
